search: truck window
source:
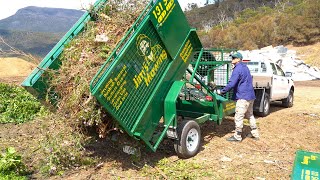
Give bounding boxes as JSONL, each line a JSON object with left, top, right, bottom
{"left": 261, "top": 62, "right": 267, "bottom": 73}
{"left": 245, "top": 62, "right": 259, "bottom": 73}
{"left": 276, "top": 64, "right": 285, "bottom": 76}
{"left": 270, "top": 63, "right": 277, "bottom": 75}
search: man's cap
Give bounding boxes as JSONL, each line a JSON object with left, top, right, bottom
{"left": 230, "top": 52, "right": 243, "bottom": 60}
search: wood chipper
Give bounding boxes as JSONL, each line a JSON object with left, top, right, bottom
{"left": 22, "top": 0, "right": 236, "bottom": 158}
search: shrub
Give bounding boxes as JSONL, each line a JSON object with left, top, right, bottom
{"left": 0, "top": 147, "right": 28, "bottom": 180}
{"left": 0, "top": 83, "right": 48, "bottom": 124}
{"left": 202, "top": 0, "right": 320, "bottom": 50}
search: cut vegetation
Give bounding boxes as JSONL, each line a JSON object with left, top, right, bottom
{"left": 0, "top": 83, "right": 47, "bottom": 124}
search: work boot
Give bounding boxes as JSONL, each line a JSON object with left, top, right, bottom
{"left": 226, "top": 131, "right": 242, "bottom": 142}
{"left": 247, "top": 128, "right": 260, "bottom": 140}
{"left": 226, "top": 135, "right": 241, "bottom": 142}
{"left": 246, "top": 133, "right": 260, "bottom": 140}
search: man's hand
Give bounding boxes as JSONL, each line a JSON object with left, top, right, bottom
{"left": 216, "top": 89, "right": 223, "bottom": 95}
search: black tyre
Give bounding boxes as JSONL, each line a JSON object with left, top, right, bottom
{"left": 177, "top": 115, "right": 184, "bottom": 121}
{"left": 282, "top": 90, "right": 294, "bottom": 108}
{"left": 174, "top": 120, "right": 201, "bottom": 159}
{"left": 257, "top": 93, "right": 270, "bottom": 117}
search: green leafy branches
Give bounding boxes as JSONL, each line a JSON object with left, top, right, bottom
{"left": 0, "top": 83, "right": 48, "bottom": 124}
{"left": 0, "top": 147, "right": 28, "bottom": 179}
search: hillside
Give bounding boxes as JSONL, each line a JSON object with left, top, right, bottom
{"left": 185, "top": 0, "right": 277, "bottom": 30}
{"left": 0, "top": 7, "right": 84, "bottom": 60}
{"left": 1, "top": 1, "right": 319, "bottom": 61}
{"left": 0, "top": 29, "right": 63, "bottom": 59}
{"left": 0, "top": 6, "right": 84, "bottom": 33}
{"left": 187, "top": 0, "right": 320, "bottom": 51}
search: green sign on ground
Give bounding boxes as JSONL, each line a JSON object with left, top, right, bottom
{"left": 291, "top": 150, "right": 320, "bottom": 180}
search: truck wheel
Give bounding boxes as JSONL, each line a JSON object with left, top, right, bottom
{"left": 257, "top": 93, "right": 270, "bottom": 117}
{"left": 174, "top": 120, "right": 201, "bottom": 159}
{"left": 282, "top": 90, "right": 294, "bottom": 108}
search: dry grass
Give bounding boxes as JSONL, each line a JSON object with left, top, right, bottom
{"left": 0, "top": 57, "right": 35, "bottom": 77}
{"left": 0, "top": 57, "right": 36, "bottom": 85}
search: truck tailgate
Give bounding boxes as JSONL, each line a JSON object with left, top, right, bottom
{"left": 252, "top": 74, "right": 272, "bottom": 88}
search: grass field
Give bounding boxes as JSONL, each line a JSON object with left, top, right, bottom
{"left": 0, "top": 57, "right": 35, "bottom": 77}
{"left": 0, "top": 57, "right": 36, "bottom": 85}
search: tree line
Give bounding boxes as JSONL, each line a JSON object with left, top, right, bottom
{"left": 186, "top": 0, "right": 320, "bottom": 49}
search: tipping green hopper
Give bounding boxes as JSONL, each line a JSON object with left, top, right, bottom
{"left": 90, "top": 0, "right": 236, "bottom": 158}
{"left": 22, "top": 0, "right": 236, "bottom": 158}
{"left": 90, "top": 0, "right": 201, "bottom": 150}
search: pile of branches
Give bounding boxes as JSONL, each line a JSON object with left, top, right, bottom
{"left": 49, "top": 0, "right": 149, "bottom": 138}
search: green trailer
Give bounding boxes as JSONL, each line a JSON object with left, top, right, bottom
{"left": 22, "top": 0, "right": 236, "bottom": 158}
{"left": 90, "top": 0, "right": 236, "bottom": 158}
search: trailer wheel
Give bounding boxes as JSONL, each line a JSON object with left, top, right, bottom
{"left": 257, "top": 93, "right": 270, "bottom": 117}
{"left": 282, "top": 90, "right": 294, "bottom": 108}
{"left": 174, "top": 120, "right": 201, "bottom": 159}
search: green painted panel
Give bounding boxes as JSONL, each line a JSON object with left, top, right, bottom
{"left": 93, "top": 18, "right": 171, "bottom": 135}
{"left": 292, "top": 150, "right": 320, "bottom": 180}
{"left": 150, "top": 0, "right": 191, "bottom": 59}
{"left": 221, "top": 100, "right": 236, "bottom": 117}
{"left": 91, "top": 0, "right": 203, "bottom": 148}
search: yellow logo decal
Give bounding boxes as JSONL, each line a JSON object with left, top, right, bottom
{"left": 133, "top": 34, "right": 168, "bottom": 89}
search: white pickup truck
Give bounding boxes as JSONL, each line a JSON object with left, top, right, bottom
{"left": 244, "top": 59, "right": 295, "bottom": 117}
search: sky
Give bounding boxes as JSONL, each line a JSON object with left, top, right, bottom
{"left": 0, "top": 0, "right": 206, "bottom": 20}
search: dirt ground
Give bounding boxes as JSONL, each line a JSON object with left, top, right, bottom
{"left": 1, "top": 79, "right": 319, "bottom": 179}
{"left": 56, "top": 80, "right": 320, "bottom": 179}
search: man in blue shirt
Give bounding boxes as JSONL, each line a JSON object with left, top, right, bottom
{"left": 217, "top": 52, "right": 259, "bottom": 142}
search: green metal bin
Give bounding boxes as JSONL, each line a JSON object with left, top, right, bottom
{"left": 291, "top": 150, "right": 320, "bottom": 180}
{"left": 90, "top": 0, "right": 204, "bottom": 151}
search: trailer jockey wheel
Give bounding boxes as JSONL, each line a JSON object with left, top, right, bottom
{"left": 174, "top": 120, "right": 201, "bottom": 159}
